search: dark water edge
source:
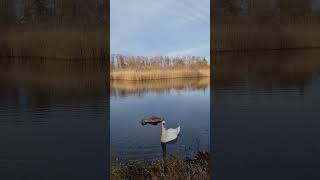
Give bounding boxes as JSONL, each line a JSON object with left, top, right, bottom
{"left": 0, "top": 59, "right": 109, "bottom": 180}
{"left": 213, "top": 49, "right": 320, "bottom": 180}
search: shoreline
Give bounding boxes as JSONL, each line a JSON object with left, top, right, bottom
{"left": 111, "top": 151, "right": 209, "bottom": 180}
{"left": 110, "top": 68, "right": 210, "bottom": 81}
{"left": 111, "top": 75, "right": 210, "bottom": 81}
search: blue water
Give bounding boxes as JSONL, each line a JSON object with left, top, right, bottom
{"left": 0, "top": 60, "right": 108, "bottom": 180}
{"left": 213, "top": 50, "right": 320, "bottom": 180}
{"left": 111, "top": 79, "right": 210, "bottom": 162}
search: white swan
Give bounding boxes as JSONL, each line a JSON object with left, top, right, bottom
{"left": 160, "top": 120, "right": 180, "bottom": 143}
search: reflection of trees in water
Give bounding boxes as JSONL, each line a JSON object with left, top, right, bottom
{"left": 111, "top": 78, "right": 210, "bottom": 98}
{"left": 214, "top": 50, "right": 320, "bottom": 93}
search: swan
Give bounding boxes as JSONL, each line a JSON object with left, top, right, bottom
{"left": 160, "top": 120, "right": 180, "bottom": 143}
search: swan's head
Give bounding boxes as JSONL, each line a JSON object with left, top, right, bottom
{"left": 161, "top": 120, "right": 166, "bottom": 128}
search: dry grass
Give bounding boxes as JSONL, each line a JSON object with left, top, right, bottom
{"left": 213, "top": 15, "right": 320, "bottom": 51}
{"left": 111, "top": 151, "right": 209, "bottom": 180}
{"left": 111, "top": 68, "right": 210, "bottom": 81}
{"left": 0, "top": 24, "right": 107, "bottom": 60}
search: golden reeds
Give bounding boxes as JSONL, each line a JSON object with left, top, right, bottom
{"left": 111, "top": 68, "right": 210, "bottom": 81}
{"left": 0, "top": 24, "right": 107, "bottom": 60}
{"left": 213, "top": 15, "right": 320, "bottom": 51}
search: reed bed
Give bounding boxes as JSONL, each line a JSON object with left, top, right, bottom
{"left": 111, "top": 68, "right": 209, "bottom": 81}
{"left": 213, "top": 15, "right": 320, "bottom": 51}
{"left": 0, "top": 24, "right": 108, "bottom": 60}
{"left": 111, "top": 151, "right": 209, "bottom": 180}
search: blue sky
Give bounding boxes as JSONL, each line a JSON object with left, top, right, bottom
{"left": 110, "top": 0, "right": 210, "bottom": 60}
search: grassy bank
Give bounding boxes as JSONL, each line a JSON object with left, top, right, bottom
{"left": 111, "top": 151, "right": 209, "bottom": 180}
{"left": 111, "top": 68, "right": 209, "bottom": 81}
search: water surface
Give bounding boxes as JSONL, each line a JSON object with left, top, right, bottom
{"left": 0, "top": 59, "right": 108, "bottom": 180}
{"left": 213, "top": 50, "right": 320, "bottom": 180}
{"left": 111, "top": 78, "right": 210, "bottom": 162}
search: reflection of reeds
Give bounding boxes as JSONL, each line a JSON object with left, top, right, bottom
{"left": 111, "top": 68, "right": 210, "bottom": 81}
{"left": 111, "top": 78, "right": 210, "bottom": 97}
{"left": 214, "top": 50, "right": 320, "bottom": 90}
{"left": 0, "top": 59, "right": 107, "bottom": 91}
{"left": 0, "top": 25, "right": 107, "bottom": 60}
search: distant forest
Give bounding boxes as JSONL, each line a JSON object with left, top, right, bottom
{"left": 0, "top": 0, "right": 107, "bottom": 25}
{"left": 214, "top": 0, "right": 320, "bottom": 16}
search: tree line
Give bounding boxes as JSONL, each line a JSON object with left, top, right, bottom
{"left": 215, "top": 0, "right": 319, "bottom": 16}
{"left": 110, "top": 54, "right": 209, "bottom": 69}
{"left": 0, "top": 0, "right": 107, "bottom": 25}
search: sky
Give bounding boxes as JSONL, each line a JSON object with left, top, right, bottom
{"left": 110, "top": 0, "right": 210, "bottom": 60}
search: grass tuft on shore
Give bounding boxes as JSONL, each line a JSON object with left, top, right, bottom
{"left": 111, "top": 151, "right": 209, "bottom": 180}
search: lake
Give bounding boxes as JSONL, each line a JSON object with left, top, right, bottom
{"left": 213, "top": 50, "right": 320, "bottom": 180}
{"left": 110, "top": 78, "right": 210, "bottom": 162}
{"left": 0, "top": 59, "right": 108, "bottom": 180}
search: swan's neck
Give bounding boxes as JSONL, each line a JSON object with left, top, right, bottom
{"left": 161, "top": 126, "right": 166, "bottom": 133}
{"left": 161, "top": 125, "right": 166, "bottom": 141}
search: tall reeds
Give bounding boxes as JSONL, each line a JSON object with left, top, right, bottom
{"left": 213, "top": 15, "right": 320, "bottom": 51}
{"left": 0, "top": 0, "right": 108, "bottom": 60}
{"left": 0, "top": 24, "right": 107, "bottom": 60}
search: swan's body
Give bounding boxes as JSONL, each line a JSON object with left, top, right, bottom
{"left": 160, "top": 121, "right": 180, "bottom": 143}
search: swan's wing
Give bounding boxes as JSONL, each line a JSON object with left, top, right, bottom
{"left": 176, "top": 126, "right": 180, "bottom": 135}
{"left": 166, "top": 127, "right": 180, "bottom": 142}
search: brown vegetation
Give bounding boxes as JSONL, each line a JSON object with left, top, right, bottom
{"left": 0, "top": 0, "right": 108, "bottom": 60}
{"left": 110, "top": 55, "right": 210, "bottom": 80}
{"left": 111, "top": 151, "right": 209, "bottom": 180}
{"left": 212, "top": 0, "right": 320, "bottom": 51}
{"left": 213, "top": 15, "right": 320, "bottom": 51}
{"left": 0, "top": 25, "right": 107, "bottom": 60}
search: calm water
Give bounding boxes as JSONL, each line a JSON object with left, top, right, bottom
{"left": 213, "top": 50, "right": 320, "bottom": 180}
{"left": 111, "top": 78, "right": 210, "bottom": 162}
{"left": 0, "top": 59, "right": 108, "bottom": 180}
